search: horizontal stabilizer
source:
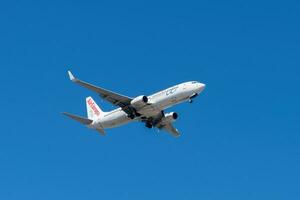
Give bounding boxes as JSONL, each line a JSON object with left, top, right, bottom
{"left": 62, "top": 112, "right": 93, "bottom": 125}
{"left": 96, "top": 128, "right": 106, "bottom": 136}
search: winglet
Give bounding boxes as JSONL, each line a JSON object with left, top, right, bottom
{"left": 68, "top": 70, "right": 77, "bottom": 82}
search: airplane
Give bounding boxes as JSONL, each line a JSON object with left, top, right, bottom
{"left": 63, "top": 71, "right": 205, "bottom": 137}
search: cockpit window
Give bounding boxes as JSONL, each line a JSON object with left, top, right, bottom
{"left": 191, "top": 81, "right": 197, "bottom": 84}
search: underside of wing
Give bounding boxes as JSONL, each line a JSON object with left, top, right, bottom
{"left": 68, "top": 71, "right": 133, "bottom": 107}
{"left": 139, "top": 111, "right": 181, "bottom": 137}
{"left": 67, "top": 71, "right": 157, "bottom": 119}
{"left": 159, "top": 123, "right": 181, "bottom": 137}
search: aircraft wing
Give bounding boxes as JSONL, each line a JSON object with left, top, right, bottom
{"left": 160, "top": 123, "right": 181, "bottom": 137}
{"left": 140, "top": 112, "right": 181, "bottom": 137}
{"left": 151, "top": 114, "right": 180, "bottom": 137}
{"left": 68, "top": 71, "right": 133, "bottom": 108}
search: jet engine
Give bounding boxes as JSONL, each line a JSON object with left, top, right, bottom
{"left": 131, "top": 95, "right": 148, "bottom": 108}
{"left": 162, "top": 112, "right": 178, "bottom": 123}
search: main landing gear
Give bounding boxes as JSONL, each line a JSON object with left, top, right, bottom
{"left": 127, "top": 114, "right": 135, "bottom": 119}
{"left": 145, "top": 122, "right": 153, "bottom": 129}
{"left": 127, "top": 111, "right": 141, "bottom": 120}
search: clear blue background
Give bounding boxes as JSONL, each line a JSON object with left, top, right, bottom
{"left": 0, "top": 1, "right": 299, "bottom": 199}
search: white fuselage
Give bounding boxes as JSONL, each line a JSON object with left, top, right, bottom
{"left": 90, "top": 81, "right": 205, "bottom": 129}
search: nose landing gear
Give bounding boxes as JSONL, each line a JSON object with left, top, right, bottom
{"left": 189, "top": 93, "right": 198, "bottom": 103}
{"left": 145, "top": 121, "right": 153, "bottom": 128}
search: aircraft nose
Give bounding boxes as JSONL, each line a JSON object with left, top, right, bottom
{"left": 196, "top": 82, "right": 206, "bottom": 92}
{"left": 199, "top": 83, "right": 205, "bottom": 88}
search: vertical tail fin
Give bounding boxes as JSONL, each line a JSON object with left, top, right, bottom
{"left": 86, "top": 97, "right": 104, "bottom": 120}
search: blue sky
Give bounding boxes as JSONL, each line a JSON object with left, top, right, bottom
{"left": 0, "top": 1, "right": 299, "bottom": 199}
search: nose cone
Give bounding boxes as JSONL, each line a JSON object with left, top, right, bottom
{"left": 196, "top": 82, "right": 206, "bottom": 92}
{"left": 188, "top": 81, "right": 206, "bottom": 94}
{"left": 193, "top": 82, "right": 205, "bottom": 94}
{"left": 198, "top": 83, "right": 206, "bottom": 89}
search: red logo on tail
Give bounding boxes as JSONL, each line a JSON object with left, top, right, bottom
{"left": 87, "top": 98, "right": 100, "bottom": 116}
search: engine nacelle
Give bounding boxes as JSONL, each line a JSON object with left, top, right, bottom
{"left": 163, "top": 112, "right": 178, "bottom": 123}
{"left": 131, "top": 95, "right": 148, "bottom": 108}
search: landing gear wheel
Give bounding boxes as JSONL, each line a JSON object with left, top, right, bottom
{"left": 145, "top": 122, "right": 153, "bottom": 129}
{"left": 128, "top": 114, "right": 135, "bottom": 119}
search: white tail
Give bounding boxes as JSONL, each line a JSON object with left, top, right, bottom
{"left": 86, "top": 97, "right": 104, "bottom": 120}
